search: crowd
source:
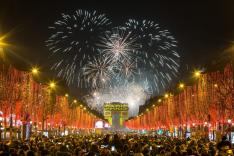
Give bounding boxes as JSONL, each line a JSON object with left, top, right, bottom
{"left": 0, "top": 133, "right": 233, "bottom": 156}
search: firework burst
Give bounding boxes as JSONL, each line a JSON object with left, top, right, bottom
{"left": 46, "top": 9, "right": 112, "bottom": 86}
{"left": 82, "top": 56, "right": 114, "bottom": 89}
{"left": 98, "top": 27, "right": 138, "bottom": 63}
{"left": 123, "top": 19, "right": 180, "bottom": 94}
{"left": 119, "top": 60, "right": 138, "bottom": 78}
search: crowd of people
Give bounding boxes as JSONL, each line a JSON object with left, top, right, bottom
{"left": 0, "top": 133, "right": 233, "bottom": 156}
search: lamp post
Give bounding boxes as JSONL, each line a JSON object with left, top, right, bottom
{"left": 48, "top": 81, "right": 56, "bottom": 136}
{"left": 30, "top": 67, "right": 39, "bottom": 137}
{"left": 228, "top": 119, "right": 232, "bottom": 142}
{"left": 21, "top": 67, "right": 40, "bottom": 140}
{"left": 178, "top": 83, "right": 188, "bottom": 138}
{"left": 0, "top": 115, "right": 3, "bottom": 141}
{"left": 41, "top": 81, "right": 56, "bottom": 136}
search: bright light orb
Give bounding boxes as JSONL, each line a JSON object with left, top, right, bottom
{"left": 179, "top": 83, "right": 184, "bottom": 89}
{"left": 49, "top": 82, "right": 56, "bottom": 88}
{"left": 194, "top": 71, "right": 201, "bottom": 77}
{"left": 32, "top": 68, "right": 39, "bottom": 74}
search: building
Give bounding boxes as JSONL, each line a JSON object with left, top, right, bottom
{"left": 103, "top": 103, "right": 128, "bottom": 129}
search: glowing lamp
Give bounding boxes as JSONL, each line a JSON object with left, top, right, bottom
{"left": 194, "top": 70, "right": 201, "bottom": 78}
{"left": 49, "top": 82, "right": 56, "bottom": 88}
{"left": 179, "top": 83, "right": 185, "bottom": 89}
{"left": 32, "top": 67, "right": 39, "bottom": 75}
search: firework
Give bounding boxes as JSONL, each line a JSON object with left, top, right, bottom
{"left": 46, "top": 9, "right": 112, "bottom": 86}
{"left": 82, "top": 56, "right": 114, "bottom": 89}
{"left": 47, "top": 12, "right": 181, "bottom": 116}
{"left": 97, "top": 27, "right": 140, "bottom": 80}
{"left": 98, "top": 27, "right": 138, "bottom": 63}
{"left": 122, "top": 19, "right": 180, "bottom": 94}
{"left": 119, "top": 60, "right": 138, "bottom": 78}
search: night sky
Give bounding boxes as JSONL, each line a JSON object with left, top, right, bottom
{"left": 0, "top": 0, "right": 234, "bottom": 97}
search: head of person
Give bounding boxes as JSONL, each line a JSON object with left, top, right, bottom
{"left": 90, "top": 144, "right": 99, "bottom": 153}
{"left": 26, "top": 150, "right": 35, "bottom": 156}
{"left": 114, "top": 134, "right": 119, "bottom": 140}
{"left": 222, "top": 135, "right": 227, "bottom": 141}
{"left": 17, "top": 149, "right": 25, "bottom": 155}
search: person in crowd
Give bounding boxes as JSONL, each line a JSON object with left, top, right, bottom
{"left": 217, "top": 135, "right": 233, "bottom": 156}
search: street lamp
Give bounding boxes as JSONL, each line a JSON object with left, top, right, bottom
{"left": 0, "top": 115, "right": 3, "bottom": 141}
{"left": 0, "top": 35, "right": 8, "bottom": 59}
{"left": 31, "top": 67, "right": 39, "bottom": 75}
{"left": 0, "top": 39, "right": 4, "bottom": 47}
{"left": 227, "top": 119, "right": 232, "bottom": 141}
{"left": 49, "top": 82, "right": 56, "bottom": 89}
{"left": 0, "top": 36, "right": 9, "bottom": 48}
{"left": 44, "top": 81, "right": 56, "bottom": 135}
{"left": 179, "top": 83, "right": 185, "bottom": 89}
{"left": 194, "top": 70, "right": 201, "bottom": 78}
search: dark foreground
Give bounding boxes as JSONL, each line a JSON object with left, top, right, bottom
{"left": 0, "top": 134, "right": 233, "bottom": 156}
